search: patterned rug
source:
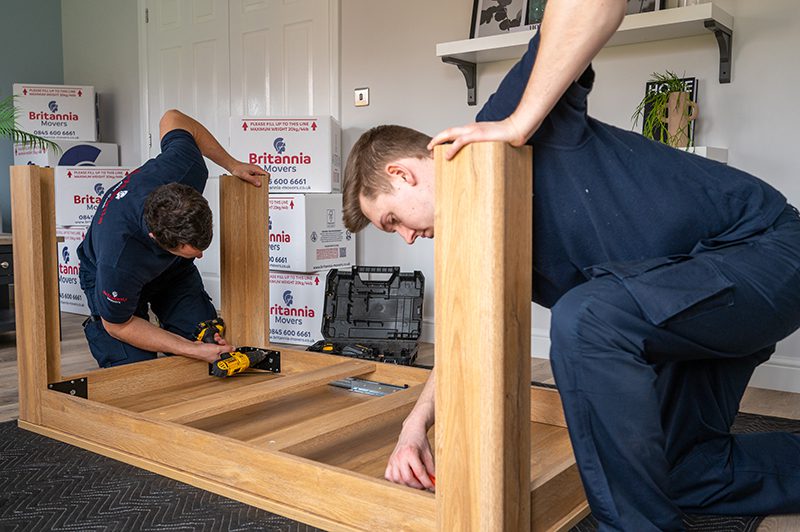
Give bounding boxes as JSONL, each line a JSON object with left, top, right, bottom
{"left": 0, "top": 421, "right": 321, "bottom": 531}
{"left": 0, "top": 411, "right": 797, "bottom": 531}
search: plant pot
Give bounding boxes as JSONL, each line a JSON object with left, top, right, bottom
{"left": 660, "top": 91, "right": 698, "bottom": 148}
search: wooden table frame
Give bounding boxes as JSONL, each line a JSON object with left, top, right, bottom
{"left": 12, "top": 144, "right": 587, "bottom": 531}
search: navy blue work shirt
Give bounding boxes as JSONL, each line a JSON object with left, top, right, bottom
{"left": 77, "top": 130, "right": 209, "bottom": 323}
{"left": 477, "top": 33, "right": 786, "bottom": 317}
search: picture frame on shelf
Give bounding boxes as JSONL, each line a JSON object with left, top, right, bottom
{"left": 526, "top": 0, "right": 547, "bottom": 29}
{"left": 470, "top": 0, "right": 529, "bottom": 39}
{"left": 626, "top": 0, "right": 661, "bottom": 15}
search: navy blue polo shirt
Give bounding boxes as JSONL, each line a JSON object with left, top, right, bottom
{"left": 77, "top": 130, "right": 208, "bottom": 323}
{"left": 477, "top": 34, "right": 786, "bottom": 310}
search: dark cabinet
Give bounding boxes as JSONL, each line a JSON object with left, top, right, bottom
{"left": 0, "top": 235, "right": 13, "bottom": 333}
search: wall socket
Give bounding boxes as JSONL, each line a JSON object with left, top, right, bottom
{"left": 354, "top": 87, "right": 369, "bottom": 107}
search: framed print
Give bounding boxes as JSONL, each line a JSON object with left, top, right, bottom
{"left": 470, "top": 0, "right": 528, "bottom": 38}
{"left": 626, "top": 0, "right": 661, "bottom": 15}
{"left": 526, "top": 0, "right": 547, "bottom": 28}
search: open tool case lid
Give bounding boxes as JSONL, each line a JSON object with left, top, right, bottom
{"left": 321, "top": 266, "right": 424, "bottom": 344}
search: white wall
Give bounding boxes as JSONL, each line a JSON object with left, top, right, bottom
{"left": 341, "top": 0, "right": 479, "bottom": 343}
{"left": 341, "top": 0, "right": 800, "bottom": 392}
{"left": 61, "top": 0, "right": 142, "bottom": 166}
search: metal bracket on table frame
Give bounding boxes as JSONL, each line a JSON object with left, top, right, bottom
{"left": 442, "top": 56, "right": 477, "bottom": 106}
{"left": 704, "top": 19, "right": 733, "bottom": 83}
{"left": 48, "top": 377, "right": 88, "bottom": 399}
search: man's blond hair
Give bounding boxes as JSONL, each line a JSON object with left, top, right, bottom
{"left": 342, "top": 125, "right": 432, "bottom": 232}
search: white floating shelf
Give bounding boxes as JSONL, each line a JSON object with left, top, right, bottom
{"left": 436, "top": 3, "right": 734, "bottom": 104}
{"left": 609, "top": 2, "right": 732, "bottom": 47}
{"left": 437, "top": 3, "right": 732, "bottom": 62}
{"left": 436, "top": 30, "right": 534, "bottom": 64}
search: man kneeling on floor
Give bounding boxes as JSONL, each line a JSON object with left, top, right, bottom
{"left": 77, "top": 110, "right": 267, "bottom": 367}
{"left": 341, "top": 1, "right": 800, "bottom": 529}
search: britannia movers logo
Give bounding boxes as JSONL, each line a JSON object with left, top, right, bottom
{"left": 69, "top": 175, "right": 104, "bottom": 206}
{"left": 270, "top": 230, "right": 291, "bottom": 243}
{"left": 30, "top": 99, "right": 79, "bottom": 124}
{"left": 59, "top": 246, "right": 79, "bottom": 276}
{"left": 268, "top": 216, "right": 292, "bottom": 243}
{"left": 249, "top": 136, "right": 312, "bottom": 173}
{"left": 270, "top": 289, "right": 316, "bottom": 318}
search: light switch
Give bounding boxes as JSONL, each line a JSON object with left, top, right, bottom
{"left": 354, "top": 87, "right": 369, "bottom": 107}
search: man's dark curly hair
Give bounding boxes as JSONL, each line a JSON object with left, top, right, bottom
{"left": 143, "top": 183, "right": 212, "bottom": 251}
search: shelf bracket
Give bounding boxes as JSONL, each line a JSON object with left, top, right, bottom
{"left": 442, "top": 56, "right": 477, "bottom": 106}
{"left": 704, "top": 19, "right": 732, "bottom": 83}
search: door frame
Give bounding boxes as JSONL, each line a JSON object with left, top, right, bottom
{"left": 137, "top": 0, "right": 150, "bottom": 160}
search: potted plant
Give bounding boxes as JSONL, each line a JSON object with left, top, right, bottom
{"left": 0, "top": 95, "right": 60, "bottom": 152}
{"left": 632, "top": 71, "right": 698, "bottom": 148}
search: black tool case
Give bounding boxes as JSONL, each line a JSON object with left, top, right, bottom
{"left": 307, "top": 266, "right": 424, "bottom": 365}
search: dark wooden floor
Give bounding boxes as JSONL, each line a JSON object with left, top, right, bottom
{"left": 1, "top": 312, "right": 797, "bottom": 530}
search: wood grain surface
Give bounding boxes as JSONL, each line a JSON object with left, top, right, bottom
{"left": 434, "top": 143, "right": 533, "bottom": 531}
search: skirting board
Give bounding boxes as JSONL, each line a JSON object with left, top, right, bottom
{"left": 422, "top": 319, "right": 800, "bottom": 394}
{"left": 749, "top": 355, "right": 800, "bottom": 394}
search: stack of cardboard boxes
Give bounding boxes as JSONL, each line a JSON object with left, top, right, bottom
{"left": 230, "top": 116, "right": 354, "bottom": 346}
{"left": 12, "top": 83, "right": 133, "bottom": 316}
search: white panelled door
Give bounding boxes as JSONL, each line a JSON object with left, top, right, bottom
{"left": 145, "top": 0, "right": 231, "bottom": 163}
{"left": 146, "top": 0, "right": 230, "bottom": 307}
{"left": 144, "top": 0, "right": 338, "bottom": 309}
{"left": 229, "top": 0, "right": 338, "bottom": 117}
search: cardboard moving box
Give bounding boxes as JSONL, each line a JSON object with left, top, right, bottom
{"left": 269, "top": 193, "right": 354, "bottom": 272}
{"left": 269, "top": 271, "right": 326, "bottom": 346}
{"left": 13, "top": 140, "right": 118, "bottom": 167}
{"left": 13, "top": 83, "right": 98, "bottom": 141}
{"left": 55, "top": 166, "right": 134, "bottom": 226}
{"left": 56, "top": 227, "right": 90, "bottom": 316}
{"left": 230, "top": 116, "right": 341, "bottom": 193}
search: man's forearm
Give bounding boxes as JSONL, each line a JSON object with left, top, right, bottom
{"left": 513, "top": 0, "right": 626, "bottom": 135}
{"left": 102, "top": 315, "right": 199, "bottom": 358}
{"left": 404, "top": 367, "right": 436, "bottom": 429}
{"left": 189, "top": 121, "right": 239, "bottom": 172}
{"left": 160, "top": 110, "right": 238, "bottom": 172}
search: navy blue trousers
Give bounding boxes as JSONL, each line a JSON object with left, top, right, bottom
{"left": 550, "top": 206, "right": 800, "bottom": 531}
{"left": 83, "top": 261, "right": 216, "bottom": 367}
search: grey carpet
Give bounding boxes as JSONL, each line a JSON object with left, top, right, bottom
{"left": 0, "top": 420, "right": 321, "bottom": 531}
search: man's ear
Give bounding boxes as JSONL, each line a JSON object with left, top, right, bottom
{"left": 385, "top": 160, "right": 418, "bottom": 187}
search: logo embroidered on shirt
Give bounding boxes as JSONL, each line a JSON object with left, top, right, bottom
{"left": 103, "top": 290, "right": 128, "bottom": 304}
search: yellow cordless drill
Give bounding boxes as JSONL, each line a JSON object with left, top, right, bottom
{"left": 210, "top": 347, "right": 280, "bottom": 377}
{"left": 194, "top": 317, "right": 281, "bottom": 377}
{"left": 194, "top": 317, "right": 226, "bottom": 344}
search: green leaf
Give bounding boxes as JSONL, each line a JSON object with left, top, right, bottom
{"left": 631, "top": 70, "right": 695, "bottom": 146}
{"left": 0, "top": 94, "right": 62, "bottom": 154}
